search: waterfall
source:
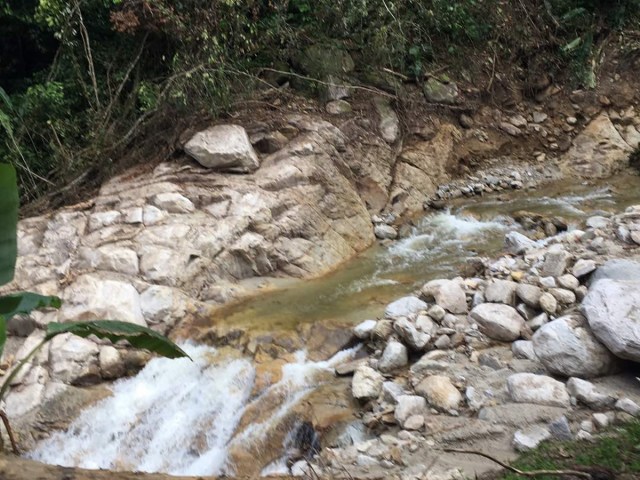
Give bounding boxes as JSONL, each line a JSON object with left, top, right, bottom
{"left": 29, "top": 344, "right": 358, "bottom": 476}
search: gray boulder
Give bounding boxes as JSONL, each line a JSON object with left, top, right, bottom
{"left": 384, "top": 296, "right": 427, "bottom": 319}
{"left": 583, "top": 279, "right": 640, "bottom": 362}
{"left": 469, "top": 303, "right": 525, "bottom": 341}
{"left": 422, "top": 279, "right": 467, "bottom": 314}
{"left": 533, "top": 314, "right": 617, "bottom": 378}
{"left": 184, "top": 125, "right": 260, "bottom": 173}
{"left": 378, "top": 340, "right": 408, "bottom": 372}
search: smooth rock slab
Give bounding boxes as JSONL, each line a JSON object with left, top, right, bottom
{"left": 507, "top": 373, "right": 570, "bottom": 407}
{"left": 469, "top": 303, "right": 525, "bottom": 341}
{"left": 184, "top": 124, "right": 260, "bottom": 173}
{"left": 583, "top": 279, "right": 640, "bottom": 362}
{"left": 533, "top": 314, "right": 617, "bottom": 378}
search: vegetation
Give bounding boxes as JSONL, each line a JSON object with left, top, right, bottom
{"left": 1, "top": 0, "right": 639, "bottom": 202}
{"left": 0, "top": 163, "right": 189, "bottom": 454}
{"left": 503, "top": 419, "right": 640, "bottom": 479}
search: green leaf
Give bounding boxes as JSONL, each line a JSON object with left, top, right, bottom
{"left": 0, "top": 292, "right": 61, "bottom": 320}
{"left": 0, "top": 164, "right": 18, "bottom": 286}
{"left": 46, "top": 320, "right": 190, "bottom": 359}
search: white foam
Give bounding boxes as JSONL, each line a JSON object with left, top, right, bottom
{"left": 29, "top": 344, "right": 359, "bottom": 477}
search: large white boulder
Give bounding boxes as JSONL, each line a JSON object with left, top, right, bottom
{"left": 532, "top": 314, "right": 617, "bottom": 378}
{"left": 583, "top": 279, "right": 640, "bottom": 362}
{"left": 184, "top": 125, "right": 260, "bottom": 173}
{"left": 469, "top": 303, "right": 524, "bottom": 341}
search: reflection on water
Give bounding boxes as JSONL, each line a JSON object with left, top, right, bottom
{"left": 202, "top": 173, "right": 640, "bottom": 333}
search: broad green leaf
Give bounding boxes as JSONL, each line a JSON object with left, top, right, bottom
{"left": 0, "top": 164, "right": 18, "bottom": 286}
{"left": 0, "top": 292, "right": 61, "bottom": 320}
{"left": 46, "top": 320, "right": 190, "bottom": 359}
{"left": 0, "top": 292, "right": 60, "bottom": 360}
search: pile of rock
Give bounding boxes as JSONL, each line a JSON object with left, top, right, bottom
{"left": 330, "top": 204, "right": 640, "bottom": 479}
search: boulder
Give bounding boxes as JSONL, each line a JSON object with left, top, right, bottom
{"left": 504, "top": 231, "right": 536, "bottom": 255}
{"left": 539, "top": 292, "right": 557, "bottom": 315}
{"left": 423, "top": 78, "right": 459, "bottom": 104}
{"left": 484, "top": 279, "right": 518, "bottom": 306}
{"left": 572, "top": 259, "right": 597, "bottom": 278}
{"left": 415, "top": 375, "right": 461, "bottom": 411}
{"left": 354, "top": 320, "right": 377, "bottom": 339}
{"left": 566, "top": 377, "right": 616, "bottom": 409}
{"left": 374, "top": 97, "right": 400, "bottom": 144}
{"left": 589, "top": 259, "right": 640, "bottom": 284}
{"left": 384, "top": 296, "right": 427, "bottom": 319}
{"left": 516, "top": 283, "right": 543, "bottom": 309}
{"left": 541, "top": 249, "right": 570, "bottom": 277}
{"left": 184, "top": 125, "right": 260, "bottom": 173}
{"left": 378, "top": 341, "right": 408, "bottom": 372}
{"left": 507, "top": 373, "right": 570, "bottom": 407}
{"left": 394, "top": 318, "right": 431, "bottom": 350}
{"left": 583, "top": 279, "right": 640, "bottom": 362}
{"left": 394, "top": 395, "right": 427, "bottom": 428}
{"left": 533, "top": 314, "right": 617, "bottom": 378}
{"left": 422, "top": 280, "right": 467, "bottom": 314}
{"left": 512, "top": 340, "right": 537, "bottom": 361}
{"left": 296, "top": 44, "right": 355, "bottom": 78}
{"left": 352, "top": 366, "right": 384, "bottom": 401}
{"left": 469, "top": 303, "right": 525, "bottom": 341}
{"left": 616, "top": 398, "right": 640, "bottom": 416}
{"left": 374, "top": 224, "right": 398, "bottom": 240}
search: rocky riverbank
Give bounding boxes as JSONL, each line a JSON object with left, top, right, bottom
{"left": 298, "top": 198, "right": 640, "bottom": 479}
{"left": 1, "top": 65, "right": 640, "bottom": 477}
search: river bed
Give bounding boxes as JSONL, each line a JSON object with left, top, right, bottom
{"left": 27, "top": 171, "right": 640, "bottom": 476}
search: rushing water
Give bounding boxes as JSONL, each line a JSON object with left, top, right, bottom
{"left": 29, "top": 344, "right": 358, "bottom": 475}
{"left": 28, "top": 172, "right": 640, "bottom": 476}
{"left": 205, "top": 173, "right": 640, "bottom": 333}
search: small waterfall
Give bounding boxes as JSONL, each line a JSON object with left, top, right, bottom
{"left": 29, "top": 344, "right": 358, "bottom": 476}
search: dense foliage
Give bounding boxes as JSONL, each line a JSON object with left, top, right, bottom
{"left": 1, "top": 0, "right": 639, "bottom": 202}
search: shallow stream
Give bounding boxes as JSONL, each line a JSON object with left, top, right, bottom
{"left": 28, "top": 172, "right": 640, "bottom": 476}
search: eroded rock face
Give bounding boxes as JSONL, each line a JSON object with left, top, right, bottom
{"left": 562, "top": 114, "right": 633, "bottom": 178}
{"left": 533, "top": 314, "right": 617, "bottom": 378}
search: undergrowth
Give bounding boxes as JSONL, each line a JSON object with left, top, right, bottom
{"left": 1, "top": 0, "right": 639, "bottom": 204}
{"left": 504, "top": 419, "right": 640, "bottom": 479}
